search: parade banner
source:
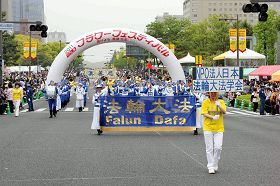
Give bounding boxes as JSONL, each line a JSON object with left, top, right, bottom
{"left": 94, "top": 68, "right": 116, "bottom": 79}
{"left": 100, "top": 96, "right": 197, "bottom": 132}
{"left": 192, "top": 67, "right": 243, "bottom": 92}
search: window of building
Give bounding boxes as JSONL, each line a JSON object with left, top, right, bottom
{"left": 235, "top": 3, "right": 238, "bottom": 6}
{"left": 213, "top": 8, "right": 216, "bottom": 11}
{"left": 219, "top": 8, "right": 222, "bottom": 11}
{"left": 234, "top": 8, "right": 237, "bottom": 11}
{"left": 193, "top": 14, "right": 197, "bottom": 17}
{"left": 209, "top": 8, "right": 212, "bottom": 11}
{"left": 224, "top": 3, "right": 227, "bottom": 6}
{"left": 229, "top": 8, "right": 232, "bottom": 11}
{"left": 229, "top": 3, "right": 232, "bottom": 6}
{"left": 224, "top": 8, "right": 227, "bottom": 11}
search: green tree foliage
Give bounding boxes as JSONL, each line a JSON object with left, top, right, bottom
{"left": 3, "top": 33, "right": 21, "bottom": 66}
{"left": 146, "top": 16, "right": 233, "bottom": 65}
{"left": 253, "top": 10, "right": 279, "bottom": 65}
{"left": 111, "top": 49, "right": 138, "bottom": 69}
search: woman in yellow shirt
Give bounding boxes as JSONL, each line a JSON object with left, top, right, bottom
{"left": 201, "top": 92, "right": 226, "bottom": 174}
{"left": 12, "top": 83, "right": 23, "bottom": 117}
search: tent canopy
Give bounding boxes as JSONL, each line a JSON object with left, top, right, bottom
{"left": 213, "top": 51, "right": 230, "bottom": 61}
{"left": 179, "top": 53, "right": 195, "bottom": 64}
{"left": 249, "top": 65, "right": 280, "bottom": 76}
{"left": 272, "top": 69, "right": 280, "bottom": 80}
{"left": 225, "top": 49, "right": 265, "bottom": 60}
{"left": 243, "top": 68, "right": 257, "bottom": 77}
{"left": 213, "top": 49, "right": 265, "bottom": 60}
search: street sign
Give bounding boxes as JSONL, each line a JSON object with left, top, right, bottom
{"left": 195, "top": 55, "right": 202, "bottom": 65}
{"left": 0, "top": 23, "right": 13, "bottom": 31}
{"left": 192, "top": 67, "right": 243, "bottom": 92}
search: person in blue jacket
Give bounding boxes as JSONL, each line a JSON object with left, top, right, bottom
{"left": 259, "top": 86, "right": 266, "bottom": 115}
{"left": 26, "top": 84, "right": 34, "bottom": 112}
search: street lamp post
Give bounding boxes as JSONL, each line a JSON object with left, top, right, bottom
{"left": 219, "top": 14, "right": 240, "bottom": 67}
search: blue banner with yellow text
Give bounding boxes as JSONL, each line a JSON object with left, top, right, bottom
{"left": 100, "top": 96, "right": 197, "bottom": 127}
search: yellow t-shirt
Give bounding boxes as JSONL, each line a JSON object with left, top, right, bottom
{"left": 12, "top": 88, "right": 23, "bottom": 101}
{"left": 201, "top": 98, "right": 226, "bottom": 132}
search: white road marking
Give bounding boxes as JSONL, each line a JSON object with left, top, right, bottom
{"left": 230, "top": 110, "right": 252, "bottom": 116}
{"left": 20, "top": 109, "right": 28, "bottom": 113}
{"left": 83, "top": 107, "right": 89, "bottom": 111}
{"left": 34, "top": 108, "right": 47, "bottom": 112}
{"left": 65, "top": 107, "right": 74, "bottom": 112}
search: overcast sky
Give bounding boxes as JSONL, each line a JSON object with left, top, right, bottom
{"left": 44, "top": 0, "right": 184, "bottom": 63}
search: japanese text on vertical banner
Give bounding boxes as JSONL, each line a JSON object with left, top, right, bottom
{"left": 193, "top": 67, "right": 243, "bottom": 92}
{"left": 100, "top": 96, "right": 197, "bottom": 127}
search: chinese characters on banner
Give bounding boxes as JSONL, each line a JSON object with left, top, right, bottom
{"left": 100, "top": 96, "right": 197, "bottom": 127}
{"left": 94, "top": 68, "right": 116, "bottom": 79}
{"left": 64, "top": 29, "right": 171, "bottom": 59}
{"left": 192, "top": 67, "right": 243, "bottom": 92}
{"left": 229, "top": 29, "right": 246, "bottom": 53}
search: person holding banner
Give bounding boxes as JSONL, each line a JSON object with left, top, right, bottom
{"left": 91, "top": 84, "right": 105, "bottom": 135}
{"left": 201, "top": 92, "right": 226, "bottom": 174}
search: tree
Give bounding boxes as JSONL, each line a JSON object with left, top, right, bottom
{"left": 3, "top": 33, "right": 21, "bottom": 66}
{"left": 253, "top": 10, "right": 279, "bottom": 65}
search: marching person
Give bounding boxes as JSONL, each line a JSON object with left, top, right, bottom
{"left": 26, "top": 84, "right": 34, "bottom": 112}
{"left": 12, "top": 82, "right": 23, "bottom": 117}
{"left": 46, "top": 80, "right": 58, "bottom": 118}
{"left": 91, "top": 84, "right": 105, "bottom": 135}
{"left": 75, "top": 83, "right": 85, "bottom": 112}
{"left": 201, "top": 92, "right": 226, "bottom": 174}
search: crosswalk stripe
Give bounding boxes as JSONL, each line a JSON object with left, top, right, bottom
{"left": 242, "top": 110, "right": 259, "bottom": 115}
{"left": 65, "top": 107, "right": 74, "bottom": 112}
{"left": 21, "top": 109, "right": 28, "bottom": 113}
{"left": 83, "top": 107, "right": 89, "bottom": 111}
{"left": 35, "top": 108, "right": 47, "bottom": 112}
{"left": 230, "top": 110, "right": 252, "bottom": 116}
{"left": 226, "top": 112, "right": 234, "bottom": 115}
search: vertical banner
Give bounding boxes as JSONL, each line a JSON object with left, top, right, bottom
{"left": 195, "top": 55, "right": 202, "bottom": 65}
{"left": 229, "top": 29, "right": 237, "bottom": 52}
{"left": 31, "top": 42, "right": 37, "bottom": 59}
{"left": 239, "top": 29, "right": 246, "bottom": 53}
{"left": 23, "top": 42, "right": 29, "bottom": 59}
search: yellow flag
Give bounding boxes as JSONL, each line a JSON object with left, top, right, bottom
{"left": 31, "top": 42, "right": 37, "bottom": 59}
{"left": 229, "top": 29, "right": 237, "bottom": 52}
{"left": 23, "top": 42, "right": 29, "bottom": 59}
{"left": 239, "top": 29, "right": 246, "bottom": 53}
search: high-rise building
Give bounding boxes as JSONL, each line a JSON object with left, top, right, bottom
{"left": 1, "top": 0, "right": 13, "bottom": 20}
{"left": 155, "top": 12, "right": 184, "bottom": 22}
{"left": 47, "top": 31, "right": 67, "bottom": 43}
{"left": 183, "top": 0, "right": 280, "bottom": 24}
{"left": 11, "top": 0, "right": 45, "bottom": 34}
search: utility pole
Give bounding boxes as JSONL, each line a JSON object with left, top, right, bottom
{"left": 0, "top": 0, "right": 3, "bottom": 86}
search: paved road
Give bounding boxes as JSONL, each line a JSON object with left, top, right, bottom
{"left": 0, "top": 95, "right": 280, "bottom": 186}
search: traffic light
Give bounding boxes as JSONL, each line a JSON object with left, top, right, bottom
{"left": 29, "top": 23, "right": 48, "bottom": 38}
{"left": 242, "top": 3, "right": 268, "bottom": 22}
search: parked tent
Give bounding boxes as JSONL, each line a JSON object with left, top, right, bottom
{"left": 179, "top": 53, "right": 195, "bottom": 64}
{"left": 249, "top": 65, "right": 280, "bottom": 80}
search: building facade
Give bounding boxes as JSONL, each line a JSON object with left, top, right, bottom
{"left": 47, "top": 31, "right": 67, "bottom": 43}
{"left": 11, "top": 0, "right": 45, "bottom": 34}
{"left": 1, "top": 0, "right": 13, "bottom": 20}
{"left": 155, "top": 12, "right": 184, "bottom": 22}
{"left": 183, "top": 0, "right": 280, "bottom": 24}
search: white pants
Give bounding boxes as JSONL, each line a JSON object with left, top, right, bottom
{"left": 56, "top": 95, "right": 61, "bottom": 110}
{"left": 91, "top": 107, "right": 100, "bottom": 130}
{"left": 14, "top": 100, "right": 20, "bottom": 117}
{"left": 204, "top": 131, "right": 223, "bottom": 170}
{"left": 196, "top": 107, "right": 204, "bottom": 128}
